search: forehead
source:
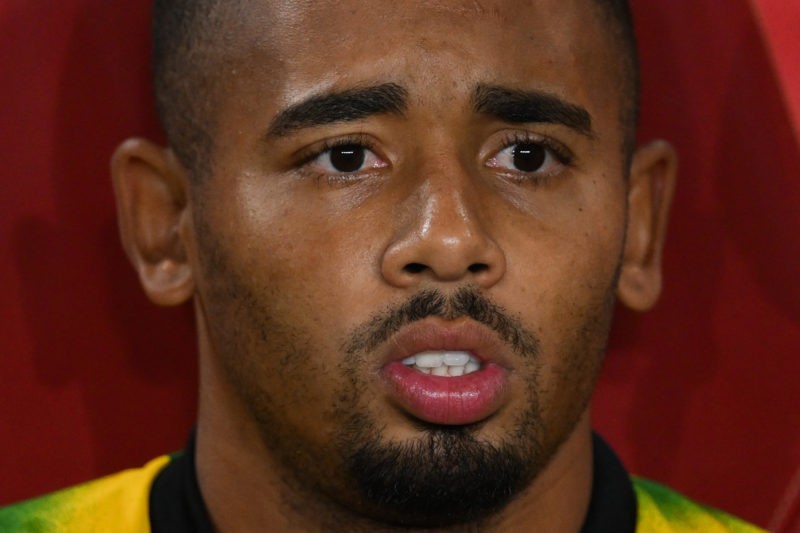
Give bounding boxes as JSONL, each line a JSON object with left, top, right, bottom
{"left": 210, "top": 0, "right": 622, "bottom": 142}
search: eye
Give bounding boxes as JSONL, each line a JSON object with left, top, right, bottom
{"left": 307, "top": 142, "right": 387, "bottom": 175}
{"left": 486, "top": 138, "right": 570, "bottom": 179}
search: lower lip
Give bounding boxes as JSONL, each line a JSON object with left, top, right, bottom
{"left": 381, "top": 362, "right": 508, "bottom": 425}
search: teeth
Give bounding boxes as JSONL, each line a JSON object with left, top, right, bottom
{"left": 443, "top": 352, "right": 470, "bottom": 366}
{"left": 448, "top": 365, "right": 465, "bottom": 377}
{"left": 431, "top": 365, "right": 449, "bottom": 376}
{"left": 415, "top": 353, "right": 444, "bottom": 368}
{"left": 401, "top": 351, "right": 482, "bottom": 377}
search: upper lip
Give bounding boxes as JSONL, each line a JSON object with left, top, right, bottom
{"left": 379, "top": 318, "right": 514, "bottom": 370}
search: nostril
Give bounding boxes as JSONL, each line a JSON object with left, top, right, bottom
{"left": 468, "top": 263, "right": 489, "bottom": 274}
{"left": 404, "top": 263, "right": 427, "bottom": 274}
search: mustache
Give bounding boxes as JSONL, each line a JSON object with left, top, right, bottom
{"left": 344, "top": 286, "right": 541, "bottom": 359}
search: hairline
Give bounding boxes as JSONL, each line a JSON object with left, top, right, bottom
{"left": 152, "top": 0, "right": 639, "bottom": 182}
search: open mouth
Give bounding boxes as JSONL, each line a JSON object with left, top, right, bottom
{"left": 381, "top": 321, "right": 509, "bottom": 425}
{"left": 401, "top": 351, "right": 482, "bottom": 377}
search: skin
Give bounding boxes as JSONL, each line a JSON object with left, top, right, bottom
{"left": 112, "top": 0, "right": 676, "bottom": 531}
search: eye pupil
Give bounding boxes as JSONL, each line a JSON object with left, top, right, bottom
{"left": 513, "top": 143, "right": 546, "bottom": 172}
{"left": 330, "top": 144, "right": 366, "bottom": 172}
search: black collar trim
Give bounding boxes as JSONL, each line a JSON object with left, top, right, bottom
{"left": 581, "top": 433, "right": 638, "bottom": 533}
{"left": 149, "top": 432, "right": 637, "bottom": 532}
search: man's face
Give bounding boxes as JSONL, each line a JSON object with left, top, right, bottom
{"left": 189, "top": 0, "right": 629, "bottom": 527}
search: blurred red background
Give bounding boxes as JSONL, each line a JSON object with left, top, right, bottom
{"left": 1, "top": 1, "right": 798, "bottom": 530}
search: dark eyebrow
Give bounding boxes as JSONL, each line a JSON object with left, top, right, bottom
{"left": 267, "top": 83, "right": 408, "bottom": 137}
{"left": 473, "top": 84, "right": 594, "bottom": 137}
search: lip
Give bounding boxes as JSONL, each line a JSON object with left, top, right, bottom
{"left": 379, "top": 319, "right": 512, "bottom": 425}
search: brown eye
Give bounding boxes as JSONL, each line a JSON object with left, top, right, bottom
{"left": 512, "top": 143, "right": 546, "bottom": 172}
{"left": 486, "top": 137, "right": 568, "bottom": 182}
{"left": 305, "top": 139, "right": 388, "bottom": 179}
{"left": 329, "top": 144, "right": 366, "bottom": 172}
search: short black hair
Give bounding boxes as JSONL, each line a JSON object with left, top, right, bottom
{"left": 152, "top": 0, "right": 639, "bottom": 180}
{"left": 152, "top": 0, "right": 223, "bottom": 179}
{"left": 596, "top": 0, "right": 640, "bottom": 162}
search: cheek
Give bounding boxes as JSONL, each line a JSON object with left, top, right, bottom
{"left": 540, "top": 274, "right": 614, "bottom": 437}
{"left": 194, "top": 196, "right": 352, "bottom": 419}
{"left": 200, "top": 185, "right": 388, "bottom": 394}
{"left": 501, "top": 201, "right": 623, "bottom": 425}
{"left": 504, "top": 200, "right": 624, "bottom": 326}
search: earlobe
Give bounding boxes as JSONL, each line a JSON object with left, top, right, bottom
{"left": 111, "top": 138, "right": 194, "bottom": 306}
{"left": 616, "top": 140, "right": 677, "bottom": 312}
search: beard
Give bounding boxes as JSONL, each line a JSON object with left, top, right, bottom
{"left": 342, "top": 414, "right": 544, "bottom": 528}
{"left": 335, "top": 287, "right": 548, "bottom": 528}
{"left": 197, "top": 219, "right": 616, "bottom": 529}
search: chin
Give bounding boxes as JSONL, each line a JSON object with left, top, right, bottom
{"left": 336, "top": 409, "right": 548, "bottom": 528}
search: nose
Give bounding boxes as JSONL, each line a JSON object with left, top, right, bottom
{"left": 381, "top": 176, "right": 506, "bottom": 289}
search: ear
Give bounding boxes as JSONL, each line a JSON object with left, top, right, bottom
{"left": 111, "top": 138, "right": 194, "bottom": 306}
{"left": 616, "top": 140, "right": 677, "bottom": 311}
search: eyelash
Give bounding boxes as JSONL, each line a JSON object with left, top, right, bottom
{"left": 498, "top": 131, "right": 573, "bottom": 164}
{"left": 295, "top": 134, "right": 382, "bottom": 184}
{"left": 487, "top": 131, "right": 574, "bottom": 186}
{"left": 297, "top": 134, "right": 372, "bottom": 164}
{"left": 293, "top": 131, "right": 574, "bottom": 185}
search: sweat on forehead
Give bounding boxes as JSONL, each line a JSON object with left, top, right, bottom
{"left": 152, "top": 0, "right": 638, "bottom": 179}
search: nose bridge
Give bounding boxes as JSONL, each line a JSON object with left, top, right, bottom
{"left": 418, "top": 167, "right": 480, "bottom": 246}
{"left": 381, "top": 156, "right": 506, "bottom": 288}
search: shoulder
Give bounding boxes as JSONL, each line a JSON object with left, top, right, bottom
{"left": 633, "top": 477, "right": 767, "bottom": 533}
{"left": 0, "top": 455, "right": 171, "bottom": 533}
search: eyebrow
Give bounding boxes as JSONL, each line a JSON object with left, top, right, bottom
{"left": 267, "top": 83, "right": 408, "bottom": 137}
{"left": 473, "top": 85, "right": 594, "bottom": 137}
